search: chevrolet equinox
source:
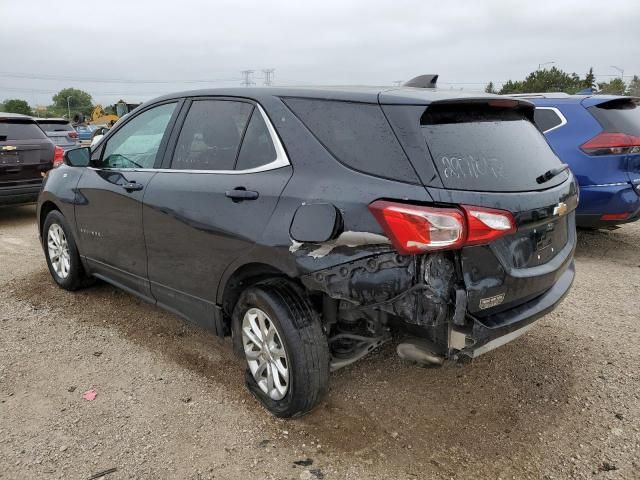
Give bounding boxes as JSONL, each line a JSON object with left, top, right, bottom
{"left": 38, "top": 85, "right": 577, "bottom": 417}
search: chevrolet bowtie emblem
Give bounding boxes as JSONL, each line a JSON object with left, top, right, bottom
{"left": 553, "top": 202, "right": 568, "bottom": 217}
{"left": 1, "top": 145, "right": 17, "bottom": 151}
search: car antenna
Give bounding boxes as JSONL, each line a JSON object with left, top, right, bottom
{"left": 403, "top": 74, "right": 438, "bottom": 88}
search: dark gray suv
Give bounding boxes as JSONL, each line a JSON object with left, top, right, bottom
{"left": 37, "top": 86, "right": 577, "bottom": 417}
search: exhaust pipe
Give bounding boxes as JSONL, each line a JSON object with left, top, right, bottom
{"left": 396, "top": 337, "right": 444, "bottom": 366}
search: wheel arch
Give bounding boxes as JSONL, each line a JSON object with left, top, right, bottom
{"left": 38, "top": 200, "right": 62, "bottom": 239}
{"left": 220, "top": 262, "right": 293, "bottom": 318}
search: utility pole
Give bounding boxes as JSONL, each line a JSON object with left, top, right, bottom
{"left": 262, "top": 69, "right": 275, "bottom": 86}
{"left": 611, "top": 65, "right": 624, "bottom": 79}
{"left": 392, "top": 80, "right": 403, "bottom": 86}
{"left": 240, "top": 70, "right": 254, "bottom": 87}
{"left": 66, "top": 96, "right": 73, "bottom": 120}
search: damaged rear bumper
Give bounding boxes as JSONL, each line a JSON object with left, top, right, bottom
{"left": 451, "top": 261, "right": 575, "bottom": 358}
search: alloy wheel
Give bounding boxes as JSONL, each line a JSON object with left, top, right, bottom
{"left": 47, "top": 223, "right": 70, "bottom": 279}
{"left": 241, "top": 307, "right": 290, "bottom": 400}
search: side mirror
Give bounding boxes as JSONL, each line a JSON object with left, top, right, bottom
{"left": 64, "top": 146, "right": 91, "bottom": 167}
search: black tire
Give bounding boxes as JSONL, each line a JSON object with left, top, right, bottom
{"left": 42, "top": 210, "right": 92, "bottom": 291}
{"left": 232, "top": 279, "right": 330, "bottom": 418}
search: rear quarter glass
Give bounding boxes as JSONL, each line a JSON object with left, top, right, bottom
{"left": 282, "top": 97, "right": 419, "bottom": 183}
{"left": 588, "top": 98, "right": 640, "bottom": 135}
{"left": 421, "top": 103, "right": 568, "bottom": 192}
{"left": 0, "top": 119, "right": 48, "bottom": 141}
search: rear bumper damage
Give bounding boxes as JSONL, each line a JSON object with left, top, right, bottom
{"left": 300, "top": 245, "right": 574, "bottom": 367}
{"left": 450, "top": 261, "right": 574, "bottom": 358}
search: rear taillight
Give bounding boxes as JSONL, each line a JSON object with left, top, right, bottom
{"left": 68, "top": 131, "right": 78, "bottom": 139}
{"left": 368, "top": 200, "right": 515, "bottom": 255}
{"left": 462, "top": 205, "right": 516, "bottom": 245}
{"left": 580, "top": 132, "right": 640, "bottom": 156}
{"left": 53, "top": 146, "right": 64, "bottom": 167}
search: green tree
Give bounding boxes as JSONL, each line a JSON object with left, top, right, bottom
{"left": 627, "top": 75, "right": 640, "bottom": 96}
{"left": 484, "top": 81, "right": 497, "bottom": 94}
{"left": 583, "top": 67, "right": 596, "bottom": 89}
{"left": 2, "top": 98, "right": 32, "bottom": 115}
{"left": 597, "top": 78, "right": 627, "bottom": 95}
{"left": 499, "top": 67, "right": 584, "bottom": 94}
{"left": 52, "top": 88, "right": 93, "bottom": 118}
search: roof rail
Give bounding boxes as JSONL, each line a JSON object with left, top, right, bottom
{"left": 508, "top": 92, "right": 574, "bottom": 99}
{"left": 403, "top": 74, "right": 438, "bottom": 89}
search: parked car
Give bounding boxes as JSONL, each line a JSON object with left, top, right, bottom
{"left": 37, "top": 87, "right": 577, "bottom": 417}
{"left": 1, "top": 112, "right": 61, "bottom": 206}
{"left": 75, "top": 124, "right": 96, "bottom": 142}
{"left": 511, "top": 93, "right": 640, "bottom": 228}
{"left": 35, "top": 118, "right": 80, "bottom": 151}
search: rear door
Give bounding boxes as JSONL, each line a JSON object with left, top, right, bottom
{"left": 383, "top": 99, "right": 578, "bottom": 315}
{"left": 143, "top": 98, "right": 292, "bottom": 327}
{"left": 0, "top": 117, "right": 54, "bottom": 189}
{"left": 74, "top": 101, "right": 179, "bottom": 298}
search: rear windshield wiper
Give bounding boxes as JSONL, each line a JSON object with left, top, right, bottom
{"left": 536, "top": 163, "right": 570, "bottom": 184}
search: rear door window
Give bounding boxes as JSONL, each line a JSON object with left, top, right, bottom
{"left": 171, "top": 100, "right": 252, "bottom": 171}
{"left": 0, "top": 119, "right": 47, "bottom": 141}
{"left": 421, "top": 102, "right": 568, "bottom": 192}
{"left": 283, "top": 98, "right": 418, "bottom": 182}
{"left": 588, "top": 98, "right": 640, "bottom": 135}
{"left": 533, "top": 108, "right": 565, "bottom": 133}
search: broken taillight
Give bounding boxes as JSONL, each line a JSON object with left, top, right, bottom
{"left": 580, "top": 132, "right": 640, "bottom": 156}
{"left": 368, "top": 200, "right": 515, "bottom": 255}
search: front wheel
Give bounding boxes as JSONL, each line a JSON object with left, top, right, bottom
{"left": 43, "top": 210, "right": 92, "bottom": 291}
{"left": 232, "top": 280, "right": 330, "bottom": 418}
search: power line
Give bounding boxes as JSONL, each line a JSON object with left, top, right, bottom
{"left": 0, "top": 71, "right": 241, "bottom": 84}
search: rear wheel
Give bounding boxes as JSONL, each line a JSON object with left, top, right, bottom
{"left": 43, "top": 210, "right": 92, "bottom": 290}
{"left": 232, "top": 280, "right": 330, "bottom": 418}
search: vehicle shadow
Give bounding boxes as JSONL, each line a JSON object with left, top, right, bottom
{"left": 7, "top": 268, "right": 578, "bottom": 477}
{"left": 0, "top": 204, "right": 37, "bottom": 225}
{"left": 575, "top": 223, "right": 639, "bottom": 264}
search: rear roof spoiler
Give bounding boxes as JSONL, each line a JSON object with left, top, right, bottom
{"left": 403, "top": 74, "right": 438, "bottom": 89}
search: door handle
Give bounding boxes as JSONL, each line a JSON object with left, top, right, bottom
{"left": 225, "top": 187, "right": 259, "bottom": 202}
{"left": 122, "top": 181, "right": 144, "bottom": 192}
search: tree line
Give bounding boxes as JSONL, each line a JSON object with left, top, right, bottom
{"left": 486, "top": 67, "right": 639, "bottom": 96}
{"left": 0, "top": 87, "right": 95, "bottom": 118}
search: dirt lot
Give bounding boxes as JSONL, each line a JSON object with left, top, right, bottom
{"left": 0, "top": 205, "right": 639, "bottom": 480}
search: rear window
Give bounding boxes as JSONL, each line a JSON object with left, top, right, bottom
{"left": 283, "top": 98, "right": 418, "bottom": 183}
{"left": 36, "top": 121, "right": 74, "bottom": 132}
{"left": 0, "top": 119, "right": 47, "bottom": 141}
{"left": 421, "top": 102, "right": 568, "bottom": 192}
{"left": 588, "top": 98, "right": 640, "bottom": 136}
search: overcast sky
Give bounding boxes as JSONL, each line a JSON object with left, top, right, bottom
{"left": 1, "top": 0, "right": 638, "bottom": 107}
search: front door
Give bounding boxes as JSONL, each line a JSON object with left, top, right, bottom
{"left": 143, "top": 99, "right": 292, "bottom": 327}
{"left": 74, "top": 101, "right": 179, "bottom": 298}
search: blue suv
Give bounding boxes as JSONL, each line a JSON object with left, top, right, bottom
{"left": 512, "top": 93, "right": 640, "bottom": 228}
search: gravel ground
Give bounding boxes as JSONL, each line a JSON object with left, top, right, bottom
{"left": 1, "top": 205, "right": 639, "bottom": 480}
